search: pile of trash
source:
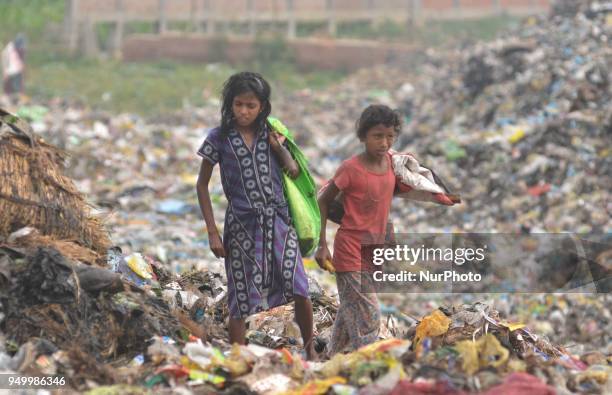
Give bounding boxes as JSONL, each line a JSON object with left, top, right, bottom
{"left": 0, "top": 109, "right": 609, "bottom": 393}
{"left": 2, "top": 245, "right": 610, "bottom": 394}
{"left": 391, "top": 0, "right": 611, "bottom": 233}
{"left": 267, "top": 0, "right": 611, "bottom": 234}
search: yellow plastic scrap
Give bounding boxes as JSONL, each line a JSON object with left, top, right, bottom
{"left": 221, "top": 358, "right": 250, "bottom": 377}
{"left": 574, "top": 365, "right": 609, "bottom": 385}
{"left": 188, "top": 370, "right": 226, "bottom": 387}
{"left": 454, "top": 334, "right": 510, "bottom": 375}
{"left": 216, "top": 344, "right": 252, "bottom": 377}
{"left": 281, "top": 376, "right": 347, "bottom": 395}
{"left": 181, "top": 355, "right": 202, "bottom": 371}
{"left": 414, "top": 310, "right": 451, "bottom": 351}
{"left": 499, "top": 321, "right": 526, "bottom": 332}
{"left": 479, "top": 333, "right": 509, "bottom": 369}
{"left": 180, "top": 173, "right": 198, "bottom": 186}
{"left": 302, "top": 258, "right": 318, "bottom": 270}
{"left": 319, "top": 339, "right": 409, "bottom": 379}
{"left": 85, "top": 385, "right": 145, "bottom": 395}
{"left": 454, "top": 340, "right": 480, "bottom": 375}
{"left": 320, "top": 350, "right": 365, "bottom": 378}
{"left": 357, "top": 338, "right": 408, "bottom": 355}
{"left": 508, "top": 128, "right": 526, "bottom": 144}
{"left": 126, "top": 253, "right": 153, "bottom": 279}
{"left": 381, "top": 355, "right": 406, "bottom": 380}
{"left": 320, "top": 353, "right": 350, "bottom": 378}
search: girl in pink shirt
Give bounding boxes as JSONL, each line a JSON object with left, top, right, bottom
{"left": 316, "top": 104, "right": 401, "bottom": 355}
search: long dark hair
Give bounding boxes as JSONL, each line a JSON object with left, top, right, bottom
{"left": 220, "top": 71, "right": 272, "bottom": 135}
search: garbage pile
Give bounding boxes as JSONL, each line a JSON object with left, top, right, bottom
{"left": 270, "top": 1, "right": 612, "bottom": 234}
{"left": 0, "top": 110, "right": 342, "bottom": 390}
{"left": 390, "top": 0, "right": 611, "bottom": 233}
{"left": 10, "top": 102, "right": 227, "bottom": 274}
{"left": 0, "top": 109, "right": 609, "bottom": 393}
{"left": 2, "top": 249, "right": 610, "bottom": 395}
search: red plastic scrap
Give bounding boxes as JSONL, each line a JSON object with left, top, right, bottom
{"left": 479, "top": 372, "right": 556, "bottom": 395}
{"left": 527, "top": 183, "right": 551, "bottom": 197}
{"left": 154, "top": 364, "right": 190, "bottom": 378}
{"left": 390, "top": 380, "right": 467, "bottom": 395}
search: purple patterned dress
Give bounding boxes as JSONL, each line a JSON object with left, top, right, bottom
{"left": 198, "top": 126, "right": 309, "bottom": 318}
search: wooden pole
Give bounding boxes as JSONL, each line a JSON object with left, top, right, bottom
{"left": 157, "top": 0, "right": 168, "bottom": 34}
{"left": 247, "top": 0, "right": 256, "bottom": 37}
{"left": 112, "top": 0, "right": 125, "bottom": 57}
{"left": 64, "top": 0, "right": 79, "bottom": 52}
{"left": 327, "top": 0, "right": 336, "bottom": 37}
{"left": 82, "top": 17, "right": 99, "bottom": 57}
{"left": 367, "top": 0, "right": 376, "bottom": 28}
{"left": 205, "top": 0, "right": 216, "bottom": 35}
{"left": 287, "top": 0, "right": 296, "bottom": 39}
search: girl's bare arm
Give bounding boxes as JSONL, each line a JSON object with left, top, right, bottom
{"left": 269, "top": 133, "right": 299, "bottom": 178}
{"left": 315, "top": 181, "right": 340, "bottom": 268}
{"left": 196, "top": 159, "right": 225, "bottom": 258}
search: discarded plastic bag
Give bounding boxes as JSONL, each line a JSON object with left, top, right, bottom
{"left": 183, "top": 341, "right": 223, "bottom": 370}
{"left": 283, "top": 172, "right": 320, "bottom": 257}
{"left": 414, "top": 310, "right": 451, "bottom": 351}
{"left": 454, "top": 334, "right": 509, "bottom": 375}
{"left": 126, "top": 253, "right": 154, "bottom": 279}
{"left": 282, "top": 376, "right": 346, "bottom": 395}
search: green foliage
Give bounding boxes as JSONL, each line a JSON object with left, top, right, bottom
{"left": 253, "top": 34, "right": 294, "bottom": 66}
{"left": 0, "top": 0, "right": 65, "bottom": 47}
{"left": 336, "top": 16, "right": 521, "bottom": 46}
{"left": 27, "top": 59, "right": 234, "bottom": 115}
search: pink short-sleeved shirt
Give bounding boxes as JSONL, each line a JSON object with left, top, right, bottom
{"left": 331, "top": 154, "right": 395, "bottom": 272}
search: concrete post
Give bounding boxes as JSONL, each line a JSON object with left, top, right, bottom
{"left": 287, "top": 0, "right": 296, "bottom": 39}
{"left": 205, "top": 0, "right": 216, "bottom": 35}
{"left": 111, "top": 0, "right": 124, "bottom": 57}
{"left": 367, "top": 0, "right": 376, "bottom": 28}
{"left": 157, "top": 0, "right": 168, "bottom": 34}
{"left": 412, "top": 0, "right": 423, "bottom": 26}
{"left": 190, "top": 0, "right": 199, "bottom": 32}
{"left": 64, "top": 0, "right": 79, "bottom": 52}
{"left": 247, "top": 0, "right": 256, "bottom": 37}
{"left": 82, "top": 18, "right": 99, "bottom": 57}
{"left": 327, "top": 0, "right": 336, "bottom": 37}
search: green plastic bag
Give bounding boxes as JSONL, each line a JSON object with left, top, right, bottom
{"left": 282, "top": 173, "right": 320, "bottom": 256}
{"left": 268, "top": 117, "right": 320, "bottom": 256}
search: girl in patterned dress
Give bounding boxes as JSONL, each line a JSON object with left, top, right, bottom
{"left": 196, "top": 72, "right": 315, "bottom": 359}
{"left": 316, "top": 105, "right": 402, "bottom": 355}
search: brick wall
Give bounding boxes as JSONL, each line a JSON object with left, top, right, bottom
{"left": 122, "top": 35, "right": 416, "bottom": 71}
